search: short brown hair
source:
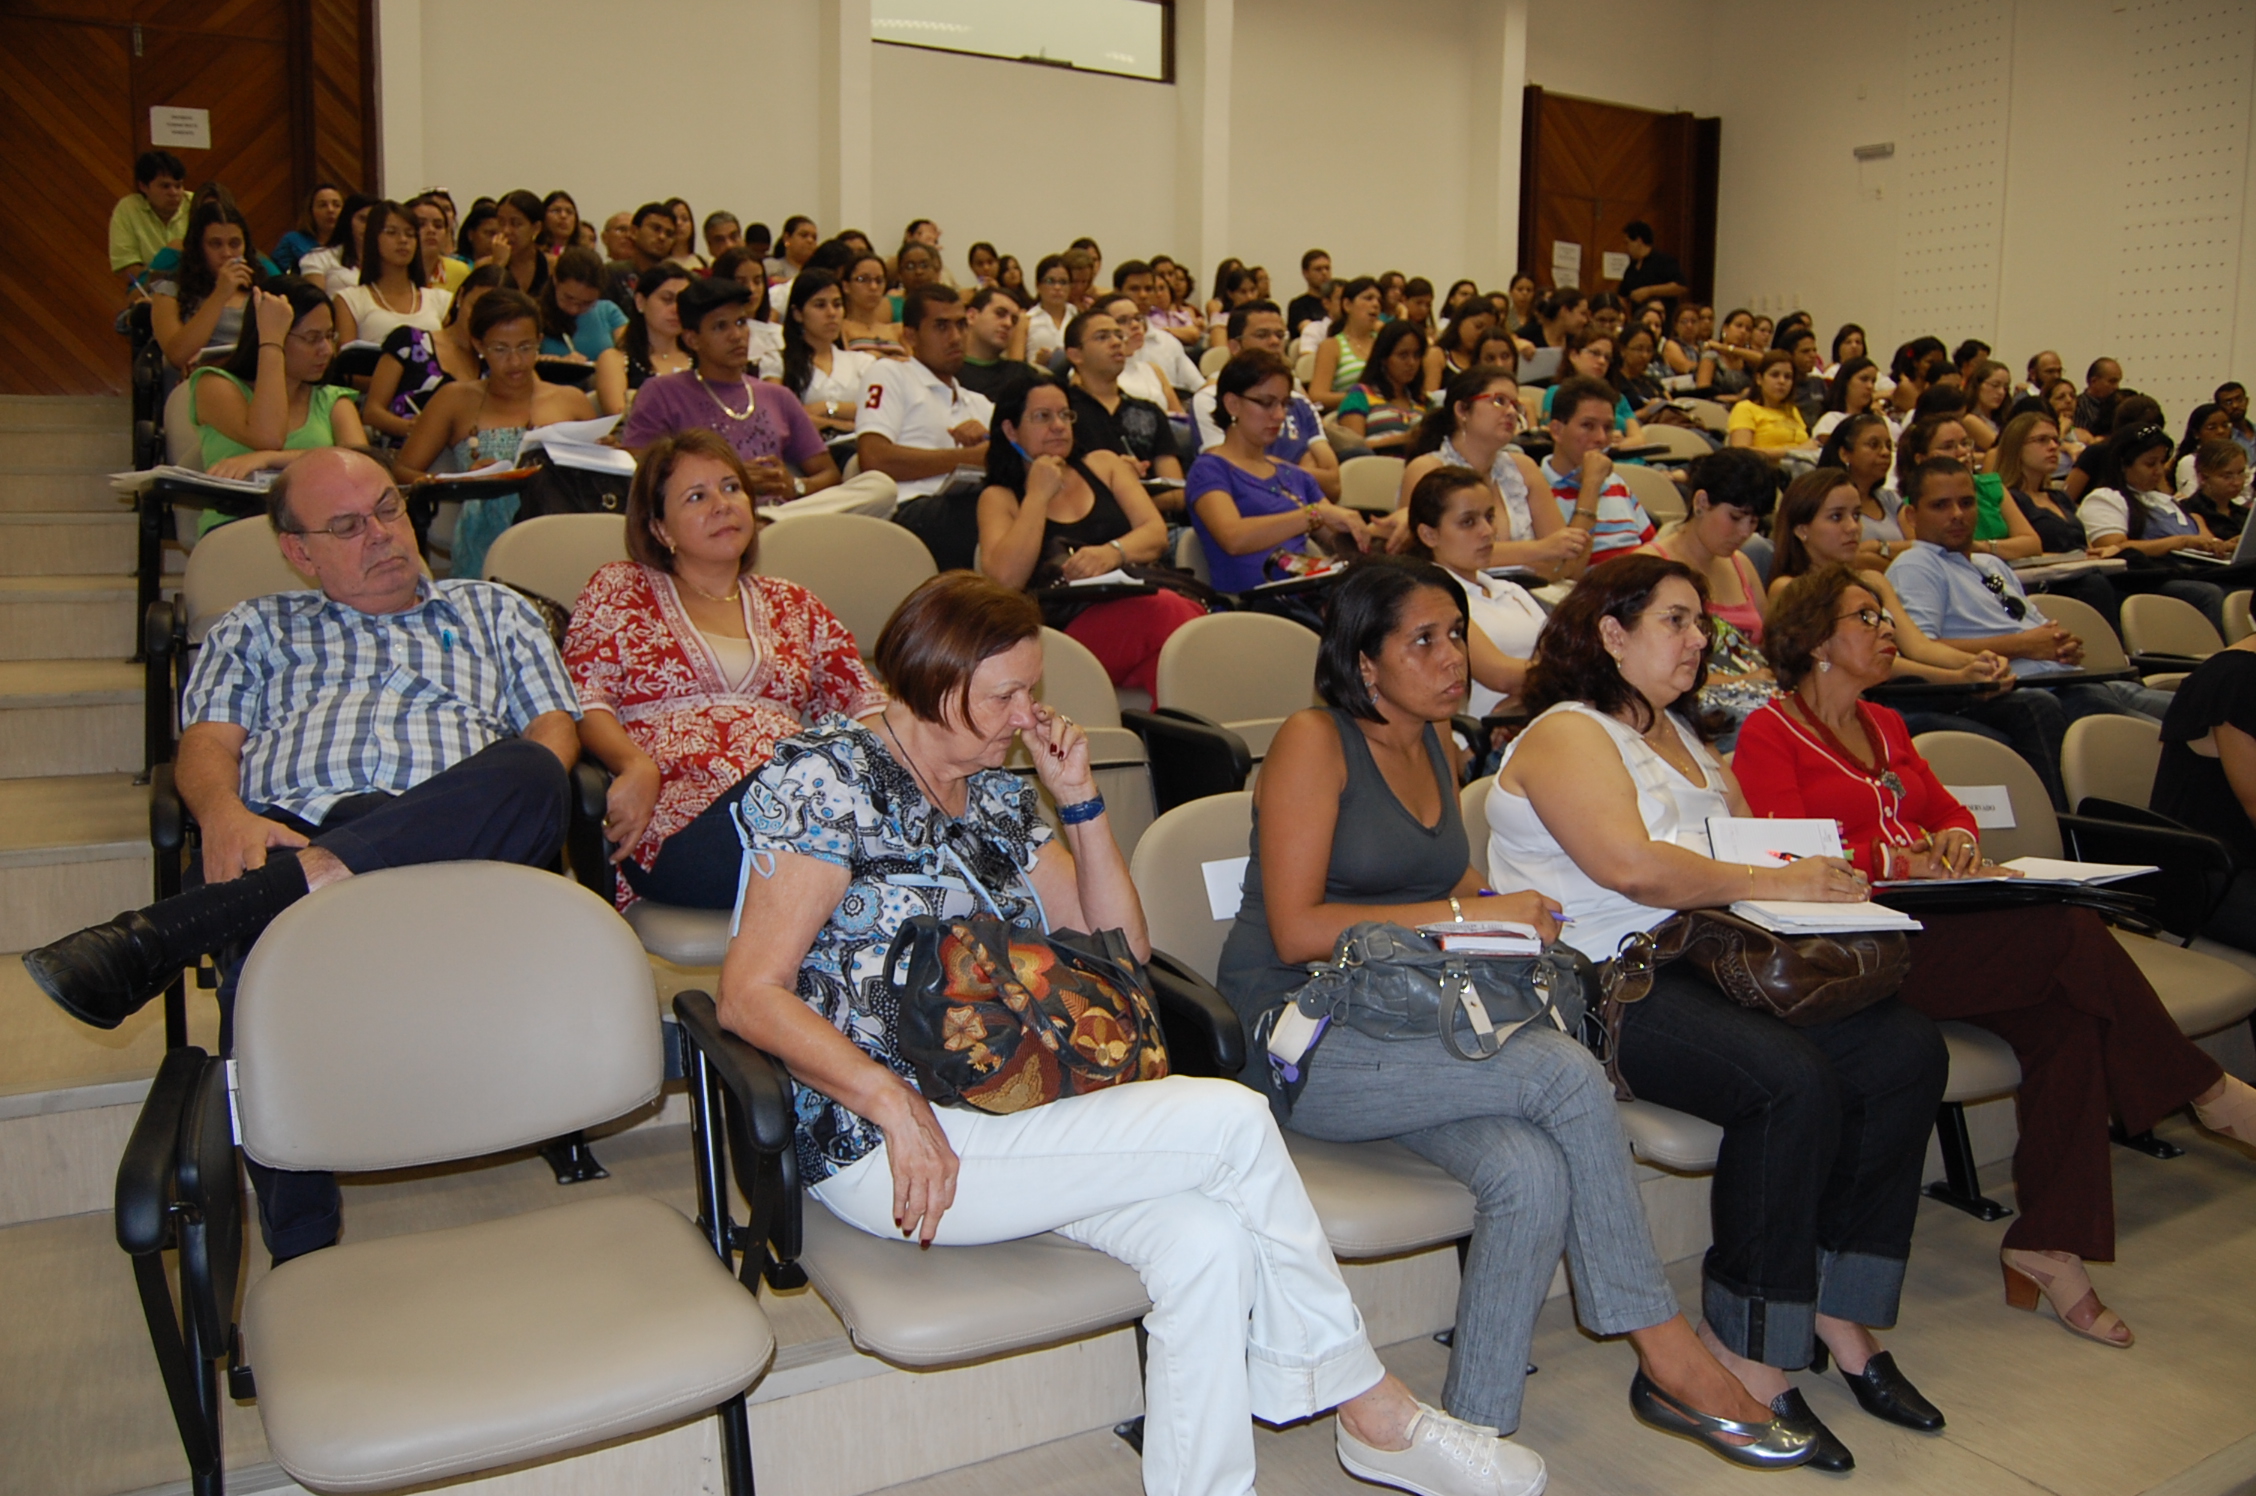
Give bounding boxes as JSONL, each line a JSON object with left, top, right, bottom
{"left": 1765, "top": 563, "right": 1866, "bottom": 691}
{"left": 873, "top": 572, "right": 1043, "bottom": 726}
{"left": 623, "top": 430, "right": 760, "bottom": 575}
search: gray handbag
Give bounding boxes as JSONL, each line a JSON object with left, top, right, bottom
{"left": 1269, "top": 921, "right": 1593, "bottom": 1067}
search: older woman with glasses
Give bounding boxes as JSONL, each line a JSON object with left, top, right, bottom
{"left": 1737, "top": 565, "right": 2256, "bottom": 1349}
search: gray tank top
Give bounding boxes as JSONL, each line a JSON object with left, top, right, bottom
{"left": 1216, "top": 709, "right": 1469, "bottom": 1068}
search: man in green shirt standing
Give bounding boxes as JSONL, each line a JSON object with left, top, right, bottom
{"left": 110, "top": 150, "right": 190, "bottom": 297}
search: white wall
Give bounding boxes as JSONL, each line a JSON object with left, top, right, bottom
{"left": 1524, "top": 0, "right": 1715, "bottom": 117}
{"left": 382, "top": 0, "right": 824, "bottom": 248}
{"left": 865, "top": 41, "right": 1176, "bottom": 271}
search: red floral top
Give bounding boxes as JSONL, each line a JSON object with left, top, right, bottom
{"left": 563, "top": 562, "right": 884, "bottom": 904}
{"left": 1732, "top": 697, "right": 1977, "bottom": 876}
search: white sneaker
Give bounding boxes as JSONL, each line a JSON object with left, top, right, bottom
{"left": 1337, "top": 1403, "right": 1547, "bottom": 1496}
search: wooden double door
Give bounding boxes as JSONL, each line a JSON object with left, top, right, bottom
{"left": 0, "top": 0, "right": 375, "bottom": 395}
{"left": 1518, "top": 86, "right": 1718, "bottom": 305}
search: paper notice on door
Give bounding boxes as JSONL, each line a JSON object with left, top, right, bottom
{"left": 1202, "top": 857, "right": 1249, "bottom": 921}
{"left": 150, "top": 106, "right": 210, "bottom": 150}
{"left": 1602, "top": 251, "right": 1631, "bottom": 280}
{"left": 1551, "top": 240, "right": 1583, "bottom": 284}
{"left": 1943, "top": 785, "right": 2016, "bottom": 829}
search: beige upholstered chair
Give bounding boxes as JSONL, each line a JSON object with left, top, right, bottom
{"left": 752, "top": 510, "right": 937, "bottom": 658}
{"left": 480, "top": 511, "right": 628, "bottom": 606}
{"left": 2061, "top": 714, "right": 2162, "bottom": 813}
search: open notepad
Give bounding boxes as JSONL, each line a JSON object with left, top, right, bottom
{"left": 1706, "top": 817, "right": 1844, "bottom": 866}
{"left": 1875, "top": 856, "right": 2158, "bottom": 890}
{"left": 1417, "top": 920, "right": 1544, "bottom": 955}
{"left": 1728, "top": 901, "right": 1923, "bottom": 934}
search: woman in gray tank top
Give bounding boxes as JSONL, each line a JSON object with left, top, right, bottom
{"left": 1217, "top": 558, "right": 1813, "bottom": 1471}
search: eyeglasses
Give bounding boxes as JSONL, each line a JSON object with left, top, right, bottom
{"left": 285, "top": 491, "right": 406, "bottom": 541}
{"left": 481, "top": 340, "right": 542, "bottom": 362}
{"left": 1645, "top": 606, "right": 1714, "bottom": 640}
{"left": 1835, "top": 606, "right": 1893, "bottom": 631}
{"left": 1019, "top": 408, "right": 1077, "bottom": 428}
{"left": 1468, "top": 391, "right": 1515, "bottom": 408}
{"left": 1981, "top": 571, "right": 2029, "bottom": 620}
{"left": 1235, "top": 393, "right": 1289, "bottom": 413}
{"left": 288, "top": 327, "right": 337, "bottom": 347}
{"left": 1084, "top": 328, "right": 1126, "bottom": 345}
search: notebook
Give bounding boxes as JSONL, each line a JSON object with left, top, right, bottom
{"left": 1728, "top": 900, "right": 1922, "bottom": 934}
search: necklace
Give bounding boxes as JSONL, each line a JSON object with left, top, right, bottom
{"left": 677, "top": 573, "right": 741, "bottom": 604}
{"left": 702, "top": 375, "right": 755, "bottom": 422}
{"left": 370, "top": 278, "right": 414, "bottom": 316}
{"left": 879, "top": 708, "right": 959, "bottom": 819}
{"left": 1789, "top": 695, "right": 1904, "bottom": 798}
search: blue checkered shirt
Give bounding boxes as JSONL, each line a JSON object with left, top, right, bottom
{"left": 181, "top": 579, "right": 582, "bottom": 822}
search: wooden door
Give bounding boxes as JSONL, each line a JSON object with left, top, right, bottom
{"left": 1518, "top": 88, "right": 1716, "bottom": 304}
{"left": 132, "top": 4, "right": 299, "bottom": 250}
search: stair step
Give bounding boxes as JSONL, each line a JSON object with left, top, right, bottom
{"left": 0, "top": 426, "right": 132, "bottom": 469}
{"left": 0, "top": 467, "right": 137, "bottom": 513}
{"left": 0, "top": 574, "right": 137, "bottom": 660}
{"left": 0, "top": 394, "right": 128, "bottom": 430}
{"left": 0, "top": 773, "right": 151, "bottom": 951}
{"left": 0, "top": 660, "right": 144, "bottom": 777}
{"left": 0, "top": 511, "right": 136, "bottom": 575}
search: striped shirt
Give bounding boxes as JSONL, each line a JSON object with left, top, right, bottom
{"left": 1542, "top": 458, "right": 1657, "bottom": 562}
{"left": 182, "top": 579, "right": 581, "bottom": 822}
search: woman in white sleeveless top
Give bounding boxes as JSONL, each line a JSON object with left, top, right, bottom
{"left": 1486, "top": 553, "right": 1950, "bottom": 1475}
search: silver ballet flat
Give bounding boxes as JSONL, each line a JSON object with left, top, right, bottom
{"left": 1627, "top": 1370, "right": 1818, "bottom": 1469}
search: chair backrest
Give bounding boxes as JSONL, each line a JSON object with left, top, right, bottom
{"left": 2061, "top": 714, "right": 2162, "bottom": 811}
{"left": 1682, "top": 397, "right": 1730, "bottom": 433}
{"left": 479, "top": 512, "right": 627, "bottom": 608}
{"left": 1154, "top": 612, "right": 1320, "bottom": 758}
{"left": 2029, "top": 591, "right": 2129, "bottom": 672}
{"left": 1461, "top": 777, "right": 1493, "bottom": 884}
{"left": 234, "top": 863, "right": 663, "bottom": 1173}
{"left": 1637, "top": 424, "right": 1712, "bottom": 464}
{"left": 753, "top": 511, "right": 937, "bottom": 656}
{"left": 1199, "top": 344, "right": 1230, "bottom": 378}
{"left": 1616, "top": 462, "right": 1685, "bottom": 523}
{"left": 163, "top": 379, "right": 202, "bottom": 469}
{"left": 182, "top": 517, "right": 313, "bottom": 643}
{"left": 2224, "top": 589, "right": 2252, "bottom": 644}
{"left": 1339, "top": 454, "right": 1406, "bottom": 515}
{"left": 1909, "top": 730, "right": 2063, "bottom": 862}
{"left": 1171, "top": 524, "right": 1211, "bottom": 584}
{"left": 2119, "top": 592, "right": 2223, "bottom": 658}
{"left": 1038, "top": 626, "right": 1121, "bottom": 728}
{"left": 1293, "top": 350, "right": 1317, "bottom": 388}
{"left": 1129, "top": 790, "right": 1255, "bottom": 984}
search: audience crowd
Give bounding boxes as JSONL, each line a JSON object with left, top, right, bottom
{"left": 60, "top": 163, "right": 2256, "bottom": 1496}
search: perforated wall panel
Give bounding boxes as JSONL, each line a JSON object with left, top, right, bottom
{"left": 1894, "top": 0, "right": 2013, "bottom": 344}
{"left": 2108, "top": 0, "right": 2253, "bottom": 419}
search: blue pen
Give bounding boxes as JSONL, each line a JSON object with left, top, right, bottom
{"left": 441, "top": 627, "right": 454, "bottom": 651}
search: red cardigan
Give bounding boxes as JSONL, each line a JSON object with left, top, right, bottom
{"left": 1733, "top": 698, "right": 1978, "bottom": 875}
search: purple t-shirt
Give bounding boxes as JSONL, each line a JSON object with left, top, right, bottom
{"left": 622, "top": 373, "right": 825, "bottom": 470}
{"left": 1187, "top": 452, "right": 1321, "bottom": 593}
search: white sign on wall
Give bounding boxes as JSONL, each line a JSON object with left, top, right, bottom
{"left": 1550, "top": 239, "right": 1582, "bottom": 285}
{"left": 149, "top": 107, "right": 210, "bottom": 150}
{"left": 1601, "top": 251, "right": 1630, "bottom": 280}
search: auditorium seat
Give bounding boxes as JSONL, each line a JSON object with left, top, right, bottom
{"left": 752, "top": 509, "right": 936, "bottom": 658}
{"left": 479, "top": 511, "right": 627, "bottom": 606}
{"left": 1125, "top": 612, "right": 1320, "bottom": 812}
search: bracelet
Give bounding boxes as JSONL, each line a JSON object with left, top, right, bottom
{"left": 1448, "top": 895, "right": 1465, "bottom": 922}
{"left": 1056, "top": 795, "right": 1105, "bottom": 825}
{"left": 1574, "top": 507, "right": 1600, "bottom": 521}
{"left": 260, "top": 341, "right": 286, "bottom": 350}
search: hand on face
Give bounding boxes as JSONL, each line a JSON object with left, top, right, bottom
{"left": 1021, "top": 703, "right": 1094, "bottom": 803}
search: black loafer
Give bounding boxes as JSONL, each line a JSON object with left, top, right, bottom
{"left": 1770, "top": 1389, "right": 1854, "bottom": 1472}
{"left": 20, "top": 912, "right": 176, "bottom": 1031}
{"left": 1837, "top": 1350, "right": 1945, "bottom": 1431}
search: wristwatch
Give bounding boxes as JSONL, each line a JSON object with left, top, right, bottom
{"left": 792, "top": 477, "right": 806, "bottom": 497}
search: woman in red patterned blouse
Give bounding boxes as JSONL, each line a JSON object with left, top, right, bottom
{"left": 1736, "top": 564, "right": 2254, "bottom": 1352}
{"left": 565, "top": 430, "right": 884, "bottom": 909}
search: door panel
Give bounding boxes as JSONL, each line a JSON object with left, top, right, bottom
{"left": 1519, "top": 88, "right": 1711, "bottom": 302}
{"left": 132, "top": 24, "right": 297, "bottom": 252}
{"left": 0, "top": 17, "right": 136, "bottom": 393}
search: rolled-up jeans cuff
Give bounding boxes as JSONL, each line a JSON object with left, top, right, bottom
{"left": 1703, "top": 1276, "right": 1814, "bottom": 1370}
{"left": 1818, "top": 1248, "right": 1906, "bottom": 1330}
{"left": 1248, "top": 1327, "right": 1389, "bottom": 1426}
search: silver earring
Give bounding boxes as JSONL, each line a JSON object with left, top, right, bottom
{"left": 1818, "top": 660, "right": 1832, "bottom": 673}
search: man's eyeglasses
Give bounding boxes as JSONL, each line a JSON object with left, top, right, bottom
{"left": 1981, "top": 570, "right": 2028, "bottom": 620}
{"left": 284, "top": 491, "right": 406, "bottom": 541}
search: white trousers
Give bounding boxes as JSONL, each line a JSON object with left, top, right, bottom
{"left": 810, "top": 1075, "right": 1387, "bottom": 1496}
{"left": 761, "top": 470, "right": 898, "bottom": 522}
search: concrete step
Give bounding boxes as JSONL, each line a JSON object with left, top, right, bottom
{"left": 0, "top": 425, "right": 132, "bottom": 470}
{"left": 0, "top": 394, "right": 128, "bottom": 430}
{"left": 0, "top": 467, "right": 136, "bottom": 513}
{"left": 0, "top": 773, "right": 150, "bottom": 952}
{"left": 0, "top": 511, "right": 137, "bottom": 575}
{"left": 0, "top": 660, "right": 144, "bottom": 777}
{"left": 0, "top": 575, "right": 138, "bottom": 660}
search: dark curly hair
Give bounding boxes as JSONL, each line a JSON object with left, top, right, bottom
{"left": 1523, "top": 552, "right": 1714, "bottom": 737}
{"left": 1763, "top": 563, "right": 1869, "bottom": 691}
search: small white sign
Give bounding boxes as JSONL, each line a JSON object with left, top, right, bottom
{"left": 1550, "top": 239, "right": 1583, "bottom": 284}
{"left": 1202, "top": 856, "right": 1249, "bottom": 921}
{"left": 1601, "top": 251, "right": 1631, "bottom": 280}
{"left": 150, "top": 106, "right": 210, "bottom": 150}
{"left": 1944, "top": 785, "right": 2017, "bottom": 829}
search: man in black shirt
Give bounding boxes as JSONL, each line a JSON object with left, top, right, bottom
{"left": 1616, "top": 221, "right": 1686, "bottom": 323}
{"left": 1063, "top": 309, "right": 1184, "bottom": 504}
{"left": 957, "top": 285, "right": 1034, "bottom": 407}
{"left": 603, "top": 202, "right": 678, "bottom": 314}
{"left": 2075, "top": 358, "right": 2123, "bottom": 438}
{"left": 1286, "top": 248, "right": 1332, "bottom": 338}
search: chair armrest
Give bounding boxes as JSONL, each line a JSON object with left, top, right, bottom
{"left": 673, "top": 991, "right": 796, "bottom": 1155}
{"left": 2129, "top": 652, "right": 2206, "bottom": 675}
{"left": 175, "top": 1056, "right": 243, "bottom": 1352}
{"left": 674, "top": 991, "right": 802, "bottom": 1281}
{"left": 115, "top": 1047, "right": 206, "bottom": 1255}
{"left": 1122, "top": 707, "right": 1253, "bottom": 813}
{"left": 1147, "top": 950, "right": 1248, "bottom": 1079}
{"left": 565, "top": 760, "right": 616, "bottom": 903}
{"left": 149, "top": 762, "right": 187, "bottom": 857}
{"left": 2057, "top": 812, "right": 2234, "bottom": 939}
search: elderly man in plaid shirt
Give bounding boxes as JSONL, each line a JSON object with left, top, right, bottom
{"left": 25, "top": 448, "right": 582, "bottom": 1252}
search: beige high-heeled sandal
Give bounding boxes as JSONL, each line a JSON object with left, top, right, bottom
{"left": 2193, "top": 1075, "right": 2256, "bottom": 1148}
{"left": 2001, "top": 1250, "right": 2133, "bottom": 1348}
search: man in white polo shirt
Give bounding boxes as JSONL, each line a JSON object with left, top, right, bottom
{"left": 857, "top": 283, "right": 994, "bottom": 569}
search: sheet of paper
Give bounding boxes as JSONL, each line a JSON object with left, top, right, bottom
{"left": 1730, "top": 900, "right": 1922, "bottom": 932}
{"left": 1708, "top": 817, "right": 1844, "bottom": 867}
{"left": 1065, "top": 568, "right": 1138, "bottom": 588}
{"left": 1202, "top": 857, "right": 1249, "bottom": 921}
{"left": 538, "top": 440, "right": 636, "bottom": 476}
{"left": 1601, "top": 251, "right": 1631, "bottom": 280}
{"left": 516, "top": 415, "right": 621, "bottom": 455}
{"left": 1997, "top": 857, "right": 2158, "bottom": 884}
{"left": 1550, "top": 240, "right": 1583, "bottom": 283}
{"left": 1943, "top": 785, "right": 2016, "bottom": 829}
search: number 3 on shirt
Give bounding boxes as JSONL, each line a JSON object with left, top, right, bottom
{"left": 865, "top": 387, "right": 883, "bottom": 409}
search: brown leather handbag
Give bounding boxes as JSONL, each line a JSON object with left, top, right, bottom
{"left": 1591, "top": 910, "right": 1909, "bottom": 1100}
